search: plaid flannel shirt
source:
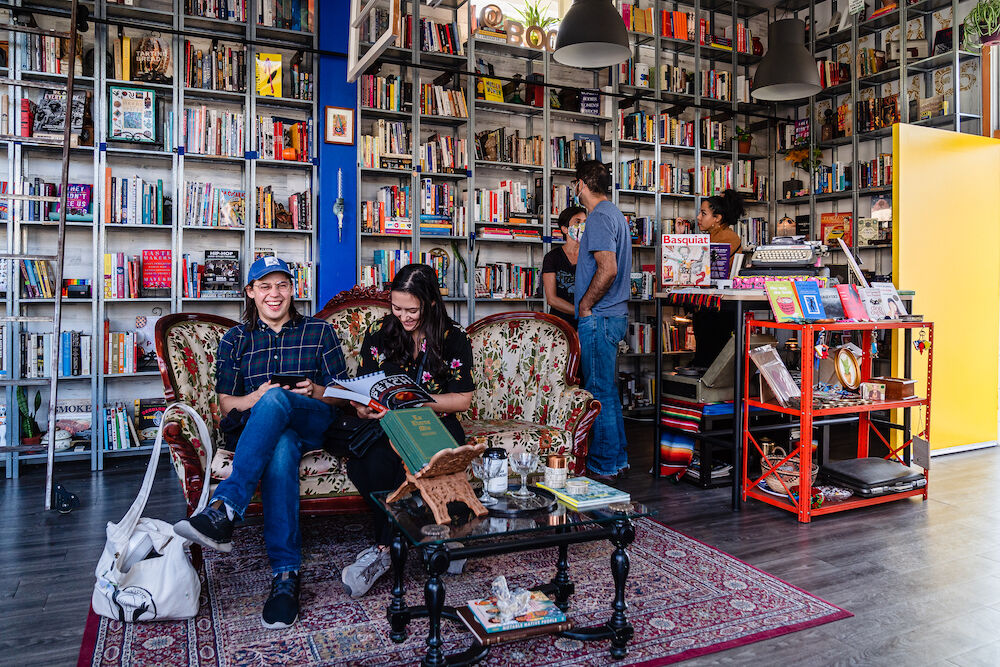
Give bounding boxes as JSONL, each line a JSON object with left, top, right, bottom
{"left": 215, "top": 315, "right": 347, "bottom": 396}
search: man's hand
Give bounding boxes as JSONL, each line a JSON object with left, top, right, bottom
{"left": 579, "top": 308, "right": 593, "bottom": 318}
{"left": 253, "top": 381, "right": 280, "bottom": 401}
{"left": 352, "top": 400, "right": 388, "bottom": 420}
{"left": 289, "top": 378, "right": 319, "bottom": 398}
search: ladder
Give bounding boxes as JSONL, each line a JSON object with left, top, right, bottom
{"left": 1, "top": 0, "right": 84, "bottom": 511}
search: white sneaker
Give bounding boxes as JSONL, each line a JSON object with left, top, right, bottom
{"left": 341, "top": 546, "right": 391, "bottom": 598}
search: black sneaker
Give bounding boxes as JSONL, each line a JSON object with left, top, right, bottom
{"left": 262, "top": 571, "right": 300, "bottom": 629}
{"left": 173, "top": 505, "right": 234, "bottom": 552}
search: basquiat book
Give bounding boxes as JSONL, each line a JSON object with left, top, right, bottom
{"left": 660, "top": 234, "right": 710, "bottom": 286}
{"left": 215, "top": 188, "right": 245, "bottom": 227}
{"left": 836, "top": 284, "right": 869, "bottom": 320}
{"left": 201, "top": 249, "right": 240, "bottom": 295}
{"left": 765, "top": 280, "right": 804, "bottom": 322}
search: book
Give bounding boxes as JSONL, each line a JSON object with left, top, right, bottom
{"left": 819, "top": 288, "right": 846, "bottom": 320}
{"left": 132, "top": 35, "right": 172, "bottom": 84}
{"left": 661, "top": 234, "right": 710, "bottom": 286}
{"left": 872, "top": 281, "right": 908, "bottom": 318}
{"left": 464, "top": 590, "right": 568, "bottom": 634}
{"left": 536, "top": 477, "right": 631, "bottom": 509}
{"left": 456, "top": 606, "right": 572, "bottom": 646}
{"left": 793, "top": 281, "right": 826, "bottom": 320}
{"left": 765, "top": 280, "right": 804, "bottom": 323}
{"left": 201, "top": 249, "right": 240, "bottom": 294}
{"left": 255, "top": 53, "right": 282, "bottom": 97}
{"left": 709, "top": 243, "right": 731, "bottom": 280}
{"left": 141, "top": 249, "right": 171, "bottom": 296}
{"left": 836, "top": 284, "right": 869, "bottom": 320}
{"left": 857, "top": 286, "right": 889, "bottom": 320}
{"left": 482, "top": 77, "right": 503, "bottom": 103}
{"left": 323, "top": 371, "right": 436, "bottom": 411}
{"left": 215, "top": 188, "right": 245, "bottom": 227}
{"left": 32, "top": 89, "right": 86, "bottom": 138}
{"left": 133, "top": 398, "right": 166, "bottom": 443}
{"left": 54, "top": 398, "right": 93, "bottom": 445}
{"left": 379, "top": 407, "right": 460, "bottom": 476}
{"left": 820, "top": 212, "right": 853, "bottom": 247}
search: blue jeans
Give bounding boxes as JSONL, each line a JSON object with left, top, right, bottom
{"left": 578, "top": 314, "right": 628, "bottom": 476}
{"left": 213, "top": 388, "right": 336, "bottom": 575}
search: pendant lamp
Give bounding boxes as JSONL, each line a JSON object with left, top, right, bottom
{"left": 553, "top": 0, "right": 631, "bottom": 68}
{"left": 750, "top": 18, "right": 821, "bottom": 101}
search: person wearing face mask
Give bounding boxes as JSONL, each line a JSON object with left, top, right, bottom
{"left": 542, "top": 205, "right": 586, "bottom": 329}
{"left": 341, "top": 263, "right": 475, "bottom": 599}
{"left": 572, "top": 160, "right": 632, "bottom": 482}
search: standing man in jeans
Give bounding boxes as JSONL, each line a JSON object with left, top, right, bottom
{"left": 573, "top": 160, "right": 632, "bottom": 481}
{"left": 174, "top": 256, "right": 348, "bottom": 629}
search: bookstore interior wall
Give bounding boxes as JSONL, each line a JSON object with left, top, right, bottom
{"left": 2, "top": 0, "right": 318, "bottom": 476}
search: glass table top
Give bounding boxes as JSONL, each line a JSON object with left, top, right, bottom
{"left": 373, "top": 487, "right": 652, "bottom": 548}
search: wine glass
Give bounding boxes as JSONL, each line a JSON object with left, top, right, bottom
{"left": 471, "top": 456, "right": 499, "bottom": 506}
{"left": 509, "top": 451, "right": 538, "bottom": 499}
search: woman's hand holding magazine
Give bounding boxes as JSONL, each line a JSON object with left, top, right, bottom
{"left": 323, "top": 371, "right": 436, "bottom": 414}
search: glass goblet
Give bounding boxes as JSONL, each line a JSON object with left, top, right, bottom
{"left": 471, "top": 456, "right": 498, "bottom": 506}
{"left": 509, "top": 451, "right": 538, "bottom": 499}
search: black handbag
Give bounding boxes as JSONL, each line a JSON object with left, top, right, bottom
{"left": 323, "top": 411, "right": 384, "bottom": 458}
{"left": 218, "top": 408, "right": 251, "bottom": 451}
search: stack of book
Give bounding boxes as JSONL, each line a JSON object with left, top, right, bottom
{"left": 103, "top": 326, "right": 138, "bottom": 375}
{"left": 536, "top": 478, "right": 630, "bottom": 509}
{"left": 475, "top": 263, "right": 539, "bottom": 299}
{"left": 457, "top": 591, "right": 571, "bottom": 645}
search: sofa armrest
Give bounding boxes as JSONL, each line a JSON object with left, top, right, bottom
{"left": 162, "top": 408, "right": 211, "bottom": 517}
{"left": 548, "top": 387, "right": 602, "bottom": 475}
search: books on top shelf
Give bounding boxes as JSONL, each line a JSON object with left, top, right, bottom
{"left": 463, "top": 590, "right": 568, "bottom": 636}
{"left": 537, "top": 477, "right": 630, "bottom": 509}
{"left": 257, "top": 0, "right": 313, "bottom": 31}
{"left": 185, "top": 0, "right": 248, "bottom": 22}
{"left": 255, "top": 53, "right": 282, "bottom": 98}
{"left": 18, "top": 28, "right": 80, "bottom": 76}
{"left": 184, "top": 40, "right": 246, "bottom": 92}
{"left": 182, "top": 106, "right": 245, "bottom": 157}
{"left": 104, "top": 171, "right": 167, "bottom": 225}
{"left": 402, "top": 17, "right": 463, "bottom": 56}
{"left": 20, "top": 332, "right": 92, "bottom": 378}
{"left": 257, "top": 115, "right": 311, "bottom": 161}
{"left": 185, "top": 182, "right": 246, "bottom": 227}
{"left": 255, "top": 186, "right": 312, "bottom": 229}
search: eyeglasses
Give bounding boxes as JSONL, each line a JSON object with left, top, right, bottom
{"left": 256, "top": 281, "right": 292, "bottom": 294}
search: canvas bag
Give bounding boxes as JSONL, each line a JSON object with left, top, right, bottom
{"left": 92, "top": 403, "right": 212, "bottom": 622}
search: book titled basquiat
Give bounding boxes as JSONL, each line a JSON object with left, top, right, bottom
{"left": 201, "top": 249, "right": 240, "bottom": 296}
{"left": 323, "top": 371, "right": 436, "bottom": 412}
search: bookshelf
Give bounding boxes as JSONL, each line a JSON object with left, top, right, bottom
{"left": 776, "top": 0, "right": 980, "bottom": 282}
{"left": 355, "top": 1, "right": 775, "bottom": 420}
{"left": 2, "top": 0, "right": 317, "bottom": 477}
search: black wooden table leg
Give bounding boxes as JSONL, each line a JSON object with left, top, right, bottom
{"left": 608, "top": 517, "right": 636, "bottom": 660}
{"left": 551, "top": 542, "right": 575, "bottom": 612}
{"left": 388, "top": 531, "right": 409, "bottom": 643}
{"left": 421, "top": 545, "right": 451, "bottom": 667}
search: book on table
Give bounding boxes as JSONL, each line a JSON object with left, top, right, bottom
{"left": 464, "top": 590, "right": 568, "bottom": 635}
{"left": 379, "top": 407, "right": 461, "bottom": 477}
{"left": 536, "top": 478, "right": 631, "bottom": 509}
{"left": 322, "top": 371, "right": 436, "bottom": 411}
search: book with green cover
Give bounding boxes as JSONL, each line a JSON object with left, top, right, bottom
{"left": 380, "top": 407, "right": 458, "bottom": 475}
{"left": 536, "top": 478, "right": 630, "bottom": 509}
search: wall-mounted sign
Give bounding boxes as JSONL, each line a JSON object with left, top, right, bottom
{"left": 476, "top": 4, "right": 559, "bottom": 52}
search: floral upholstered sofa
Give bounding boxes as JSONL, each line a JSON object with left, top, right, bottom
{"left": 156, "top": 287, "right": 600, "bottom": 516}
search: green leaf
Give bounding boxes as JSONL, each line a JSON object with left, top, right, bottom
{"left": 33, "top": 390, "right": 42, "bottom": 414}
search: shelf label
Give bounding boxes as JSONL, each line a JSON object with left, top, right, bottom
{"left": 99, "top": 142, "right": 107, "bottom": 151}
{"left": 177, "top": 146, "right": 185, "bottom": 155}
{"left": 245, "top": 151, "right": 258, "bottom": 160}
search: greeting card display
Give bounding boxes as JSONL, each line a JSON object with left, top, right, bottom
{"left": 661, "top": 234, "right": 710, "bottom": 287}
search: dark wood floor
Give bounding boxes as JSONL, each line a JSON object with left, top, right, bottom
{"left": 4, "top": 428, "right": 1000, "bottom": 666}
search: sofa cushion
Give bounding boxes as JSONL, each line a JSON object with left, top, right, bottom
{"left": 462, "top": 418, "right": 576, "bottom": 467}
{"left": 324, "top": 303, "right": 391, "bottom": 375}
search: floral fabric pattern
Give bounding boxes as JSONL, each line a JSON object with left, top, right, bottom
{"left": 462, "top": 418, "right": 576, "bottom": 468}
{"left": 325, "top": 304, "right": 392, "bottom": 374}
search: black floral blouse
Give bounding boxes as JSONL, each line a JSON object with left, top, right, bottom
{"left": 359, "top": 317, "right": 475, "bottom": 397}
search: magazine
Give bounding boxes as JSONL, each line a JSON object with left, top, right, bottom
{"left": 661, "top": 234, "right": 710, "bottom": 287}
{"left": 323, "top": 371, "right": 436, "bottom": 411}
{"left": 465, "top": 591, "right": 567, "bottom": 634}
{"left": 215, "top": 188, "right": 245, "bottom": 227}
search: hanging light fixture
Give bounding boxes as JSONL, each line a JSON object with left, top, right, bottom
{"left": 751, "top": 18, "right": 821, "bottom": 101}
{"left": 553, "top": 0, "right": 631, "bottom": 68}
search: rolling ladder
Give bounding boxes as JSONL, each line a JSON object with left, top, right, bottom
{"left": 1, "top": 0, "right": 85, "bottom": 511}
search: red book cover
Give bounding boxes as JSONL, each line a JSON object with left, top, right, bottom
{"left": 836, "top": 284, "right": 869, "bottom": 320}
{"left": 142, "top": 249, "right": 172, "bottom": 290}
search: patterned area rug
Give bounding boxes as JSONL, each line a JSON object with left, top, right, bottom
{"left": 79, "top": 516, "right": 850, "bottom": 666}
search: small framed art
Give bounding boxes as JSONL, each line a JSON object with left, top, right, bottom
{"left": 109, "top": 87, "right": 156, "bottom": 143}
{"left": 324, "top": 106, "right": 354, "bottom": 145}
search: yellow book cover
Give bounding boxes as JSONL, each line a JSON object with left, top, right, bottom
{"left": 122, "top": 36, "right": 131, "bottom": 81}
{"left": 482, "top": 78, "right": 503, "bottom": 103}
{"left": 255, "top": 53, "right": 282, "bottom": 97}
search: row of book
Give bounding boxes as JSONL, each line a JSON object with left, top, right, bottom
{"left": 620, "top": 60, "right": 692, "bottom": 94}
{"left": 11, "top": 179, "right": 91, "bottom": 222}
{"left": 19, "top": 259, "right": 57, "bottom": 298}
{"left": 181, "top": 250, "right": 241, "bottom": 298}
{"left": 17, "top": 33, "right": 67, "bottom": 75}
{"left": 858, "top": 154, "right": 892, "bottom": 189}
{"left": 663, "top": 318, "right": 696, "bottom": 353}
{"left": 857, "top": 94, "right": 899, "bottom": 133}
{"left": 550, "top": 135, "right": 599, "bottom": 171}
{"left": 182, "top": 107, "right": 245, "bottom": 157}
{"left": 477, "top": 225, "right": 542, "bottom": 241}
{"left": 103, "top": 253, "right": 143, "bottom": 299}
{"left": 620, "top": 370, "right": 654, "bottom": 411}
{"left": 551, "top": 184, "right": 576, "bottom": 215}
{"left": 257, "top": 115, "right": 311, "bottom": 161}
{"left": 363, "top": 250, "right": 446, "bottom": 288}
{"left": 361, "top": 119, "right": 412, "bottom": 169}
{"left": 817, "top": 59, "right": 851, "bottom": 89}
{"left": 255, "top": 186, "right": 312, "bottom": 230}
{"left": 184, "top": 40, "right": 246, "bottom": 92}
{"left": 618, "top": 111, "right": 730, "bottom": 151}
{"left": 184, "top": 0, "right": 247, "bottom": 22}
{"left": 474, "top": 263, "right": 539, "bottom": 300}
{"left": 101, "top": 402, "right": 144, "bottom": 451}
{"left": 184, "top": 183, "right": 245, "bottom": 227}
{"left": 361, "top": 185, "right": 410, "bottom": 234}
{"left": 701, "top": 162, "right": 768, "bottom": 200}
{"left": 629, "top": 270, "right": 657, "bottom": 302}
{"left": 627, "top": 319, "right": 657, "bottom": 354}
{"left": 361, "top": 74, "right": 408, "bottom": 112}
{"left": 420, "top": 84, "right": 468, "bottom": 118}
{"left": 736, "top": 217, "right": 769, "bottom": 248}
{"left": 627, "top": 216, "right": 655, "bottom": 246}
{"left": 402, "top": 17, "right": 464, "bottom": 56}
{"left": 663, "top": 217, "right": 696, "bottom": 235}
{"left": 105, "top": 173, "right": 167, "bottom": 226}
{"left": 104, "top": 328, "right": 139, "bottom": 375}
{"left": 814, "top": 162, "right": 853, "bottom": 194}
{"left": 183, "top": 0, "right": 313, "bottom": 30}
{"left": 472, "top": 183, "right": 533, "bottom": 224}
{"left": 620, "top": 4, "right": 756, "bottom": 54}
{"left": 420, "top": 180, "right": 458, "bottom": 219}
{"left": 475, "top": 128, "right": 544, "bottom": 166}
{"left": 20, "top": 332, "right": 93, "bottom": 378}
{"left": 857, "top": 48, "right": 888, "bottom": 78}
{"left": 419, "top": 135, "right": 467, "bottom": 174}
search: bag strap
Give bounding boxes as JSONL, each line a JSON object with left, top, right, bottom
{"left": 109, "top": 403, "right": 214, "bottom": 544}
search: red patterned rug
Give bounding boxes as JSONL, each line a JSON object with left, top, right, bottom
{"left": 78, "top": 516, "right": 850, "bottom": 666}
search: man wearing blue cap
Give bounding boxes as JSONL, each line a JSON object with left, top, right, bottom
{"left": 174, "top": 255, "right": 347, "bottom": 629}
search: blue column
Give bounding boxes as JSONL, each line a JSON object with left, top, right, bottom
{"left": 316, "top": 1, "right": 358, "bottom": 303}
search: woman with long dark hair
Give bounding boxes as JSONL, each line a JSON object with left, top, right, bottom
{"left": 340, "top": 263, "right": 474, "bottom": 598}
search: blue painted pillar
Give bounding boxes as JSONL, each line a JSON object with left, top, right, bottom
{"left": 316, "top": 1, "right": 358, "bottom": 302}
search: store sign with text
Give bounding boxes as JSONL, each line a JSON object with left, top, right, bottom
{"left": 476, "top": 4, "right": 560, "bottom": 52}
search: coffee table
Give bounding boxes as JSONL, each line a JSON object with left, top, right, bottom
{"left": 372, "top": 488, "right": 652, "bottom": 666}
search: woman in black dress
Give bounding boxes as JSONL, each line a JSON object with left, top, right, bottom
{"left": 340, "top": 263, "right": 475, "bottom": 598}
{"left": 541, "top": 205, "right": 586, "bottom": 329}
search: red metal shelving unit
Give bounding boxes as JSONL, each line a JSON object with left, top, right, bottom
{"left": 740, "top": 319, "right": 934, "bottom": 522}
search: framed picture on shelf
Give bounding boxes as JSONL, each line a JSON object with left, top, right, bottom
{"left": 109, "top": 87, "right": 156, "bottom": 143}
{"left": 324, "top": 106, "right": 354, "bottom": 145}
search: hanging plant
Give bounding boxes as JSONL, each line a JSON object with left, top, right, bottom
{"left": 963, "top": 0, "right": 1000, "bottom": 50}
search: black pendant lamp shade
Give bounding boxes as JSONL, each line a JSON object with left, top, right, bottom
{"left": 553, "top": 0, "right": 631, "bottom": 68}
{"left": 750, "top": 19, "right": 821, "bottom": 101}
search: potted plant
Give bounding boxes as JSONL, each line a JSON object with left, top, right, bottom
{"left": 515, "top": 0, "right": 558, "bottom": 30}
{"left": 17, "top": 386, "right": 43, "bottom": 446}
{"left": 963, "top": 0, "right": 1000, "bottom": 50}
{"left": 735, "top": 126, "right": 753, "bottom": 154}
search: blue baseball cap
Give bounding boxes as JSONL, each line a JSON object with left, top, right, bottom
{"left": 246, "top": 255, "right": 294, "bottom": 286}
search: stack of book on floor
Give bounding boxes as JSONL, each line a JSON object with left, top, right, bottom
{"left": 683, "top": 456, "right": 733, "bottom": 482}
{"left": 536, "top": 478, "right": 631, "bottom": 509}
{"left": 456, "top": 591, "right": 572, "bottom": 646}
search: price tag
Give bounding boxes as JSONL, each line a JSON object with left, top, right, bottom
{"left": 849, "top": 0, "right": 865, "bottom": 15}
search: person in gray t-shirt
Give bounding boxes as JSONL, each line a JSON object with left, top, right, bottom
{"left": 572, "top": 160, "right": 632, "bottom": 479}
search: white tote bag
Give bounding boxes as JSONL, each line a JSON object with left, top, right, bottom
{"left": 92, "top": 403, "right": 213, "bottom": 622}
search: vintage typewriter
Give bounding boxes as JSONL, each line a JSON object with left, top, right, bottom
{"left": 739, "top": 236, "right": 827, "bottom": 277}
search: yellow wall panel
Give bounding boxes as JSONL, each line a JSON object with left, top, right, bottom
{"left": 893, "top": 124, "right": 1000, "bottom": 449}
